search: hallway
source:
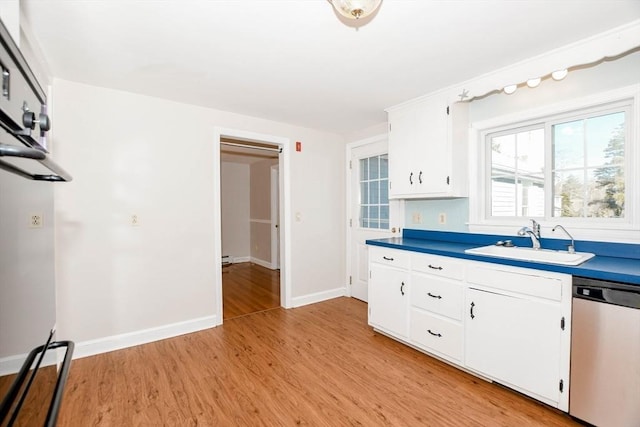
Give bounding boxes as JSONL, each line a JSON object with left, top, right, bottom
{"left": 222, "top": 262, "right": 280, "bottom": 320}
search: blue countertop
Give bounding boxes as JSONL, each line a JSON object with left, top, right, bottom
{"left": 366, "top": 230, "right": 640, "bottom": 286}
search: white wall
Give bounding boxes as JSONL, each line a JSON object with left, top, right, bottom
{"left": 220, "top": 162, "right": 250, "bottom": 261}
{"left": 0, "top": 0, "right": 20, "bottom": 45}
{"left": 51, "top": 78, "right": 346, "bottom": 349}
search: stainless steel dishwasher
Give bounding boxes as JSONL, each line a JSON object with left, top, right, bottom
{"left": 570, "top": 276, "right": 640, "bottom": 427}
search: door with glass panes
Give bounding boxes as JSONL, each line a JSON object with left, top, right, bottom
{"left": 349, "top": 139, "right": 401, "bottom": 302}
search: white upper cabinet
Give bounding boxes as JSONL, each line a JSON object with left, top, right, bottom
{"left": 387, "top": 91, "right": 469, "bottom": 199}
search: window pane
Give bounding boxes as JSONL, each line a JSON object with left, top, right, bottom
{"left": 491, "top": 179, "right": 517, "bottom": 216}
{"left": 380, "top": 155, "right": 388, "bottom": 179}
{"left": 360, "top": 158, "right": 368, "bottom": 181}
{"left": 522, "top": 181, "right": 545, "bottom": 217}
{"left": 587, "top": 167, "right": 624, "bottom": 218}
{"left": 370, "top": 180, "right": 379, "bottom": 204}
{"left": 553, "top": 120, "right": 584, "bottom": 170}
{"left": 360, "top": 206, "right": 368, "bottom": 227}
{"left": 491, "top": 134, "right": 516, "bottom": 170}
{"left": 370, "top": 156, "right": 379, "bottom": 179}
{"left": 489, "top": 128, "right": 544, "bottom": 217}
{"left": 370, "top": 206, "right": 379, "bottom": 221}
{"left": 585, "top": 112, "right": 624, "bottom": 167}
{"left": 360, "top": 182, "right": 368, "bottom": 204}
{"left": 517, "top": 129, "right": 545, "bottom": 175}
{"left": 553, "top": 171, "right": 585, "bottom": 217}
{"left": 380, "top": 205, "right": 389, "bottom": 221}
{"left": 380, "top": 179, "right": 388, "bottom": 203}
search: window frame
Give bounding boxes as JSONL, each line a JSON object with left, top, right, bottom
{"left": 468, "top": 85, "right": 640, "bottom": 241}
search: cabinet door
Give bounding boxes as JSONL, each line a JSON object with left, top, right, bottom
{"left": 413, "top": 95, "right": 450, "bottom": 195}
{"left": 369, "top": 264, "right": 409, "bottom": 338}
{"left": 465, "top": 288, "right": 562, "bottom": 404}
{"left": 388, "top": 107, "right": 414, "bottom": 198}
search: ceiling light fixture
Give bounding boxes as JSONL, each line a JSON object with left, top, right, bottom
{"left": 331, "top": 0, "right": 382, "bottom": 20}
{"left": 503, "top": 84, "right": 518, "bottom": 95}
{"left": 526, "top": 77, "right": 541, "bottom": 88}
{"left": 551, "top": 69, "right": 569, "bottom": 80}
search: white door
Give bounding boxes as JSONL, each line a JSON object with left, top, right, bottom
{"left": 348, "top": 138, "right": 401, "bottom": 302}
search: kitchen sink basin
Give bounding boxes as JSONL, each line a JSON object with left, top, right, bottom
{"left": 464, "top": 245, "right": 595, "bottom": 266}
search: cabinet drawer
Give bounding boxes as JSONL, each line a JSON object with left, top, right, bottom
{"left": 467, "top": 265, "right": 563, "bottom": 301}
{"left": 369, "top": 247, "right": 410, "bottom": 270}
{"left": 410, "top": 309, "right": 463, "bottom": 361}
{"left": 411, "top": 253, "right": 464, "bottom": 280}
{"left": 411, "top": 273, "right": 463, "bottom": 320}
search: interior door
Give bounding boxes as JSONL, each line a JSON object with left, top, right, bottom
{"left": 349, "top": 138, "right": 401, "bottom": 302}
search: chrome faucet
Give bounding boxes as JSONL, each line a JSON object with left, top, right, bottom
{"left": 517, "top": 219, "right": 542, "bottom": 250}
{"left": 552, "top": 224, "right": 576, "bottom": 253}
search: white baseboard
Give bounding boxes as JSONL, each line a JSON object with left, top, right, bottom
{"left": 232, "top": 256, "right": 250, "bottom": 263}
{"left": 250, "top": 256, "right": 274, "bottom": 269}
{"left": 0, "top": 346, "right": 60, "bottom": 376}
{"left": 72, "top": 314, "right": 218, "bottom": 360}
{"left": 291, "top": 287, "right": 347, "bottom": 308}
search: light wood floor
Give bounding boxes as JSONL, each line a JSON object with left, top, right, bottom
{"left": 45, "top": 297, "right": 579, "bottom": 426}
{"left": 222, "top": 262, "right": 280, "bottom": 320}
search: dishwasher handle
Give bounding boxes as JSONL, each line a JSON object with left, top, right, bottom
{"left": 574, "top": 285, "right": 640, "bottom": 309}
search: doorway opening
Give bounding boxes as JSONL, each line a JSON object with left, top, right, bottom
{"left": 214, "top": 128, "right": 291, "bottom": 325}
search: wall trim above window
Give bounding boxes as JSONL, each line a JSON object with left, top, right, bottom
{"left": 468, "top": 84, "right": 640, "bottom": 243}
{"left": 449, "top": 21, "right": 640, "bottom": 102}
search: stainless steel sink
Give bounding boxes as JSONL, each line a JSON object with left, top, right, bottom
{"left": 464, "top": 245, "right": 595, "bottom": 266}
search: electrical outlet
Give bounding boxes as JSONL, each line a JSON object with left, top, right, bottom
{"left": 29, "top": 213, "right": 43, "bottom": 228}
{"left": 131, "top": 214, "right": 139, "bottom": 226}
{"left": 438, "top": 213, "right": 447, "bottom": 225}
{"left": 412, "top": 212, "right": 422, "bottom": 224}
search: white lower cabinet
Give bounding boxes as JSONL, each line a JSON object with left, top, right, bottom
{"left": 465, "top": 264, "right": 570, "bottom": 411}
{"left": 368, "top": 249, "right": 410, "bottom": 339}
{"left": 368, "top": 248, "right": 571, "bottom": 412}
{"left": 465, "top": 287, "right": 563, "bottom": 405}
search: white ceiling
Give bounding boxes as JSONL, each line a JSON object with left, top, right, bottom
{"left": 21, "top": 0, "right": 640, "bottom": 135}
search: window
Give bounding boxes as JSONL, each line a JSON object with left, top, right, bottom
{"left": 359, "top": 154, "right": 389, "bottom": 229}
{"left": 551, "top": 111, "right": 625, "bottom": 218}
{"left": 484, "top": 100, "right": 631, "bottom": 225}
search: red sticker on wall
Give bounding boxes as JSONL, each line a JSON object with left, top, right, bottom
{"left": 296, "top": 141, "right": 302, "bottom": 152}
